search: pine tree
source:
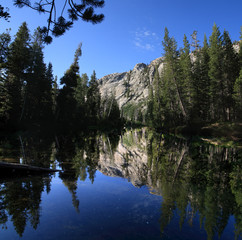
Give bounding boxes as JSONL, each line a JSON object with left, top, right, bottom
{"left": 193, "top": 34, "right": 210, "bottom": 123}
{"left": 238, "top": 27, "right": 242, "bottom": 68}
{"left": 57, "top": 44, "right": 82, "bottom": 130}
{"left": 44, "top": 62, "right": 54, "bottom": 122}
{"left": 191, "top": 30, "right": 200, "bottom": 52}
{"left": 75, "top": 73, "right": 88, "bottom": 125}
{"left": 75, "top": 73, "right": 88, "bottom": 109}
{"left": 152, "top": 66, "right": 162, "bottom": 128}
{"left": 234, "top": 28, "right": 242, "bottom": 120}
{"left": 146, "top": 84, "right": 154, "bottom": 126}
{"left": 23, "top": 28, "right": 51, "bottom": 125}
{"left": 233, "top": 69, "right": 242, "bottom": 119}
{"left": 100, "top": 92, "right": 121, "bottom": 127}
{"left": 208, "top": 23, "right": 223, "bottom": 121}
{"left": 86, "top": 70, "right": 101, "bottom": 125}
{"left": 3, "top": 22, "right": 31, "bottom": 128}
{"left": 52, "top": 75, "right": 58, "bottom": 115}
{"left": 179, "top": 34, "right": 193, "bottom": 121}
{"left": 221, "top": 30, "right": 239, "bottom": 120}
{"left": 161, "top": 28, "right": 187, "bottom": 126}
{"left": 0, "top": 30, "right": 11, "bottom": 128}
{"left": 12, "top": 0, "right": 105, "bottom": 43}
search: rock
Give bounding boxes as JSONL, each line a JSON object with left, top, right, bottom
{"left": 98, "top": 57, "right": 164, "bottom": 109}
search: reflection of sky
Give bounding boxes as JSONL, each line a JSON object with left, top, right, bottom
{"left": 0, "top": 170, "right": 237, "bottom": 240}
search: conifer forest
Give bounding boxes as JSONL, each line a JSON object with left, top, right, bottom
{"left": 1, "top": 23, "right": 242, "bottom": 135}
{"left": 0, "top": 22, "right": 122, "bottom": 133}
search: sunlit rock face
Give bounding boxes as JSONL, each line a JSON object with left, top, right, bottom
{"left": 98, "top": 57, "right": 164, "bottom": 108}
{"left": 97, "top": 129, "right": 151, "bottom": 188}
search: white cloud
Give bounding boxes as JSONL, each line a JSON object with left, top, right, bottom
{"left": 134, "top": 41, "right": 154, "bottom": 51}
{"left": 132, "top": 28, "right": 159, "bottom": 51}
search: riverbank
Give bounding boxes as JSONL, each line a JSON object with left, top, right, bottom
{"left": 175, "top": 122, "right": 242, "bottom": 147}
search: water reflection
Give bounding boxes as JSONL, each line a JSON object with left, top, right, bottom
{"left": 0, "top": 175, "right": 52, "bottom": 237}
{"left": 0, "top": 129, "right": 241, "bottom": 239}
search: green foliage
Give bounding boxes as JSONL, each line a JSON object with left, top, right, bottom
{"left": 86, "top": 70, "right": 101, "bottom": 125}
{"left": 208, "top": 24, "right": 224, "bottom": 121}
{"left": 1, "top": 22, "right": 31, "bottom": 129}
{"left": 22, "top": 28, "right": 53, "bottom": 126}
{"left": 147, "top": 131, "right": 241, "bottom": 238}
{"left": 148, "top": 25, "right": 242, "bottom": 131}
{"left": 0, "top": 22, "right": 123, "bottom": 133}
{"left": 233, "top": 69, "right": 242, "bottom": 119}
{"left": 75, "top": 73, "right": 88, "bottom": 112}
{"left": 122, "top": 101, "right": 144, "bottom": 124}
{"left": 0, "top": 30, "right": 11, "bottom": 65}
{"left": 221, "top": 30, "right": 239, "bottom": 121}
{"left": 100, "top": 93, "right": 122, "bottom": 128}
{"left": 179, "top": 34, "right": 193, "bottom": 122}
{"left": 192, "top": 34, "right": 210, "bottom": 123}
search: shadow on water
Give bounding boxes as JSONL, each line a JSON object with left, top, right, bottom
{"left": 0, "top": 128, "right": 241, "bottom": 239}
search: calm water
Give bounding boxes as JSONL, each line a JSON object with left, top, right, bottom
{"left": 0, "top": 129, "right": 241, "bottom": 240}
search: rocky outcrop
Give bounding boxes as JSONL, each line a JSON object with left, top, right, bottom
{"left": 98, "top": 57, "right": 164, "bottom": 108}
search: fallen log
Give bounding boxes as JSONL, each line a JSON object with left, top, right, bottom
{"left": 0, "top": 161, "right": 60, "bottom": 175}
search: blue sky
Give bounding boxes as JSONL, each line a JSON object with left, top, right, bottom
{"left": 1, "top": 0, "right": 242, "bottom": 82}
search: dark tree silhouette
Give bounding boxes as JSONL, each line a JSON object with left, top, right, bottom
{"left": 0, "top": 5, "right": 10, "bottom": 21}
{"left": 1, "top": 1, "right": 105, "bottom": 43}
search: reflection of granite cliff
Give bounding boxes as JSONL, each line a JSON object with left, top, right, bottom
{"left": 98, "top": 129, "right": 153, "bottom": 189}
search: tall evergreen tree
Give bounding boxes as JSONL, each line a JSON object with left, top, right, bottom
{"left": 52, "top": 75, "right": 58, "bottom": 115}
{"left": 75, "top": 73, "right": 88, "bottom": 109}
{"left": 191, "top": 30, "right": 200, "bottom": 52}
{"left": 146, "top": 84, "right": 154, "bottom": 126}
{"left": 221, "top": 30, "right": 239, "bottom": 120}
{"left": 192, "top": 34, "right": 210, "bottom": 123}
{"left": 75, "top": 73, "right": 88, "bottom": 125}
{"left": 3, "top": 22, "right": 31, "bottom": 128}
{"left": 23, "top": 28, "right": 51, "bottom": 126}
{"left": 238, "top": 27, "right": 242, "bottom": 68}
{"left": 152, "top": 66, "right": 162, "bottom": 128}
{"left": 0, "top": 30, "right": 11, "bottom": 128}
{"left": 179, "top": 34, "right": 193, "bottom": 121}
{"left": 233, "top": 69, "right": 242, "bottom": 120}
{"left": 43, "top": 62, "right": 54, "bottom": 122}
{"left": 234, "top": 28, "right": 242, "bottom": 120}
{"left": 57, "top": 44, "right": 82, "bottom": 130}
{"left": 161, "top": 28, "right": 187, "bottom": 126}
{"left": 86, "top": 70, "right": 101, "bottom": 125}
{"left": 208, "top": 23, "right": 223, "bottom": 121}
{"left": 100, "top": 92, "right": 121, "bottom": 127}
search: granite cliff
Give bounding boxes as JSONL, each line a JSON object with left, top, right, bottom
{"left": 98, "top": 57, "right": 164, "bottom": 110}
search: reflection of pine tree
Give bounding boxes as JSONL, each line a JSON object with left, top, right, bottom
{"left": 85, "top": 136, "right": 99, "bottom": 184}
{"left": 1, "top": 176, "right": 51, "bottom": 237}
{"left": 62, "top": 179, "right": 80, "bottom": 213}
{"left": 147, "top": 130, "right": 241, "bottom": 239}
